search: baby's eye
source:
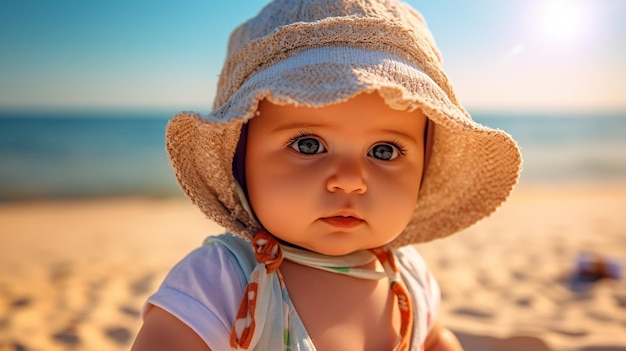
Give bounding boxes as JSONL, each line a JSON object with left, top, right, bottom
{"left": 368, "top": 143, "right": 400, "bottom": 161}
{"left": 289, "top": 136, "right": 326, "bottom": 155}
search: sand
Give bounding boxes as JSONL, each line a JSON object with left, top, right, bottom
{"left": 0, "top": 184, "right": 625, "bottom": 350}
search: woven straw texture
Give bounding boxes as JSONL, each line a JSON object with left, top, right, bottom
{"left": 165, "top": 0, "right": 522, "bottom": 247}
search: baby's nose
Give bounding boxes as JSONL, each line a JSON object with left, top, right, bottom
{"left": 325, "top": 157, "right": 367, "bottom": 194}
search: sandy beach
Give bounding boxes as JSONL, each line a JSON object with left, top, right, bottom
{"left": 1, "top": 184, "right": 625, "bottom": 351}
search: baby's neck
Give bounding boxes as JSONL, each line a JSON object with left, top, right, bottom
{"left": 279, "top": 259, "right": 400, "bottom": 351}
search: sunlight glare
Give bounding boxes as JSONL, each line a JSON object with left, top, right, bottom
{"left": 541, "top": 0, "right": 585, "bottom": 41}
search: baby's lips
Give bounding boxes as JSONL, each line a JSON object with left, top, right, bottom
{"left": 320, "top": 216, "right": 365, "bottom": 229}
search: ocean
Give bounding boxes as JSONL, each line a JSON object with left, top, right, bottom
{"left": 1, "top": 110, "right": 625, "bottom": 201}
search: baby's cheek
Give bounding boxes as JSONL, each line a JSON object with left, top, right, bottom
{"left": 385, "top": 187, "right": 419, "bottom": 230}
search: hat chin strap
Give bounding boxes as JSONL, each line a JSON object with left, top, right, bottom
{"left": 229, "top": 229, "right": 414, "bottom": 350}
{"left": 281, "top": 243, "right": 386, "bottom": 279}
{"left": 234, "top": 179, "right": 261, "bottom": 228}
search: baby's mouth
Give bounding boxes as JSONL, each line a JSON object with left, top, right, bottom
{"left": 320, "top": 216, "right": 364, "bottom": 229}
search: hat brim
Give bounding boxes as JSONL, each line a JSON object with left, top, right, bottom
{"left": 166, "top": 46, "right": 521, "bottom": 246}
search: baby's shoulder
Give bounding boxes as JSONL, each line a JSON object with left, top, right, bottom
{"left": 201, "top": 233, "right": 256, "bottom": 271}
{"left": 165, "top": 233, "right": 255, "bottom": 291}
{"left": 144, "top": 233, "right": 254, "bottom": 349}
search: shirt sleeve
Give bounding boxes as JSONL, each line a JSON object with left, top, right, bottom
{"left": 143, "top": 241, "right": 247, "bottom": 350}
{"left": 395, "top": 245, "right": 441, "bottom": 345}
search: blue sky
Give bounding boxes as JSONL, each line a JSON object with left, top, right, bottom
{"left": 1, "top": 0, "right": 625, "bottom": 113}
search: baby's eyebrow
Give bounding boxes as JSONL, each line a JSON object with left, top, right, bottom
{"left": 271, "top": 122, "right": 326, "bottom": 134}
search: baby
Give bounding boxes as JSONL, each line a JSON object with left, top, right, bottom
{"left": 132, "top": 0, "right": 522, "bottom": 350}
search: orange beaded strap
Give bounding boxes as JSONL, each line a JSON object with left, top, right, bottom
{"left": 229, "top": 230, "right": 285, "bottom": 349}
{"left": 230, "top": 230, "right": 414, "bottom": 350}
{"left": 370, "top": 246, "right": 414, "bottom": 351}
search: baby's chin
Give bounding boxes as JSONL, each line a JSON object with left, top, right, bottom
{"left": 272, "top": 230, "right": 399, "bottom": 256}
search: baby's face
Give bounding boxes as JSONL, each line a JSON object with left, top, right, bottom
{"left": 245, "top": 93, "right": 427, "bottom": 255}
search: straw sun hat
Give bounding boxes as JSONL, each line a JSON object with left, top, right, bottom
{"left": 165, "top": 0, "right": 522, "bottom": 247}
